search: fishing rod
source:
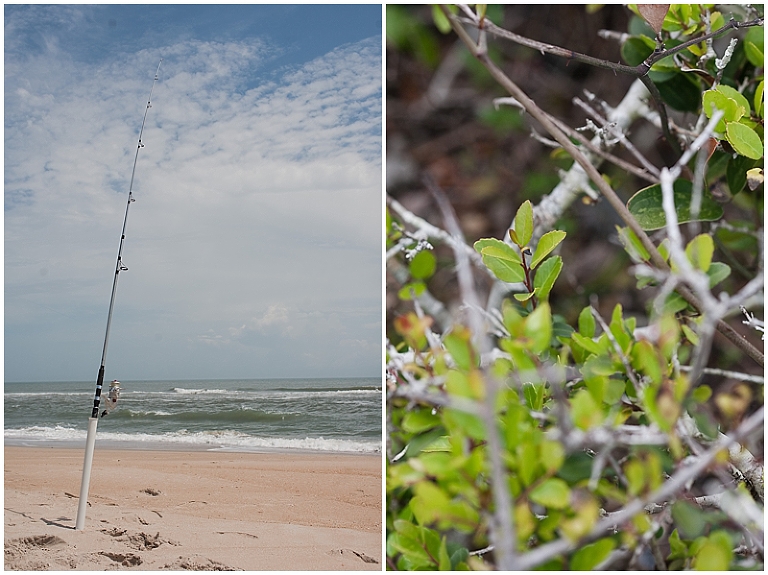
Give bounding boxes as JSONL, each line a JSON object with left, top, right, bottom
{"left": 76, "top": 60, "right": 162, "bottom": 531}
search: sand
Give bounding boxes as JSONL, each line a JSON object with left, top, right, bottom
{"left": 4, "top": 446, "right": 382, "bottom": 571}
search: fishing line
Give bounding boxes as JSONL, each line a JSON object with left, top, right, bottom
{"left": 76, "top": 59, "right": 162, "bottom": 531}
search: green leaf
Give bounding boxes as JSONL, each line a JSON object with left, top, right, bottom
{"left": 681, "top": 323, "right": 700, "bottom": 346}
{"left": 557, "top": 452, "right": 593, "bottom": 484}
{"left": 609, "top": 303, "right": 631, "bottom": 354}
{"left": 625, "top": 458, "right": 645, "bottom": 496}
{"left": 754, "top": 79, "right": 763, "bottom": 119}
{"left": 616, "top": 225, "right": 651, "bottom": 262}
{"left": 631, "top": 339, "right": 662, "bottom": 385}
{"left": 671, "top": 500, "right": 707, "bottom": 539}
{"left": 570, "top": 332, "right": 602, "bottom": 356}
{"left": 726, "top": 154, "right": 760, "bottom": 195}
{"left": 570, "top": 538, "right": 616, "bottom": 570}
{"left": 523, "top": 382, "right": 545, "bottom": 411}
{"left": 744, "top": 26, "right": 764, "bottom": 68}
{"left": 706, "top": 261, "right": 730, "bottom": 288}
{"left": 431, "top": 5, "right": 452, "bottom": 34}
{"left": 656, "top": 72, "right": 702, "bottom": 113}
{"left": 438, "top": 537, "right": 451, "bottom": 571}
{"left": 532, "top": 256, "right": 562, "bottom": 302}
{"left": 691, "top": 385, "right": 712, "bottom": 403}
{"left": 540, "top": 440, "right": 565, "bottom": 474}
{"left": 514, "top": 290, "right": 537, "bottom": 302}
{"left": 391, "top": 520, "right": 440, "bottom": 568}
{"left": 571, "top": 389, "right": 604, "bottom": 430}
{"left": 578, "top": 306, "right": 596, "bottom": 338}
{"left": 443, "top": 408, "right": 485, "bottom": 441}
{"left": 443, "top": 327, "right": 477, "bottom": 371}
{"left": 475, "top": 238, "right": 525, "bottom": 283}
{"left": 405, "top": 427, "right": 449, "bottom": 458}
{"left": 525, "top": 302, "right": 552, "bottom": 354}
{"left": 702, "top": 87, "right": 746, "bottom": 132}
{"left": 514, "top": 200, "right": 534, "bottom": 247}
{"left": 529, "top": 478, "right": 571, "bottom": 510}
{"left": 445, "top": 370, "right": 484, "bottom": 400}
{"left": 627, "top": 179, "right": 724, "bottom": 231}
{"left": 715, "top": 85, "right": 751, "bottom": 117}
{"left": 745, "top": 41, "right": 764, "bottom": 68}
{"left": 531, "top": 230, "right": 566, "bottom": 269}
{"left": 694, "top": 531, "right": 733, "bottom": 571}
{"left": 725, "top": 122, "right": 763, "bottom": 160}
{"left": 398, "top": 281, "right": 427, "bottom": 300}
{"left": 449, "top": 546, "right": 469, "bottom": 570}
{"left": 668, "top": 529, "right": 689, "bottom": 561}
{"left": 621, "top": 35, "right": 654, "bottom": 66}
{"left": 409, "top": 250, "right": 436, "bottom": 280}
{"left": 403, "top": 409, "right": 440, "bottom": 434}
{"left": 518, "top": 440, "right": 539, "bottom": 486}
{"left": 685, "top": 234, "right": 714, "bottom": 272}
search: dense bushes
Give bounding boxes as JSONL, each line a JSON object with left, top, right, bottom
{"left": 386, "top": 5, "right": 763, "bottom": 570}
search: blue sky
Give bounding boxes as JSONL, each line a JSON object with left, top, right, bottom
{"left": 5, "top": 5, "right": 382, "bottom": 382}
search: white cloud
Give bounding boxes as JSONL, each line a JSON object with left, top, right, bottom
{"left": 5, "top": 30, "right": 382, "bottom": 380}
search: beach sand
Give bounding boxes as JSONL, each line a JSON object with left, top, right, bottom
{"left": 4, "top": 446, "right": 381, "bottom": 570}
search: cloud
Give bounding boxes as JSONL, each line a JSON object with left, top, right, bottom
{"left": 5, "top": 14, "right": 382, "bottom": 381}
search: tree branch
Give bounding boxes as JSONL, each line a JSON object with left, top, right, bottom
{"left": 516, "top": 406, "right": 764, "bottom": 570}
{"left": 443, "top": 6, "right": 764, "bottom": 367}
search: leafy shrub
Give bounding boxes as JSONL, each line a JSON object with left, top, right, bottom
{"left": 387, "top": 4, "right": 763, "bottom": 571}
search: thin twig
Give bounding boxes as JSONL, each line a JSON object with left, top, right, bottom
{"left": 423, "top": 174, "right": 518, "bottom": 570}
{"left": 516, "top": 406, "right": 764, "bottom": 570}
{"left": 444, "top": 6, "right": 764, "bottom": 367}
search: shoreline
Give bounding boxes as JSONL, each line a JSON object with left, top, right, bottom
{"left": 5, "top": 446, "right": 382, "bottom": 570}
{"left": 4, "top": 438, "right": 381, "bottom": 456}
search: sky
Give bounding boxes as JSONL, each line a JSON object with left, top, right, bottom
{"left": 5, "top": 4, "right": 383, "bottom": 382}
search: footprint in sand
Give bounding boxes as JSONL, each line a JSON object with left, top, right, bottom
{"left": 329, "top": 548, "right": 379, "bottom": 564}
{"left": 4, "top": 535, "right": 68, "bottom": 570}
{"left": 161, "top": 556, "right": 236, "bottom": 570}
{"left": 100, "top": 551, "right": 143, "bottom": 567}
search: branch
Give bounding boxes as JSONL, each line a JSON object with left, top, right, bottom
{"left": 477, "top": 13, "right": 764, "bottom": 79}
{"left": 463, "top": 8, "right": 763, "bottom": 154}
{"left": 516, "top": 406, "right": 764, "bottom": 570}
{"left": 423, "top": 175, "right": 519, "bottom": 570}
{"left": 443, "top": 6, "right": 764, "bottom": 367}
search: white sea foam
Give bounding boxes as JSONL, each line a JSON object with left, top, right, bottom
{"left": 170, "top": 387, "right": 229, "bottom": 395}
{"left": 4, "top": 426, "right": 381, "bottom": 454}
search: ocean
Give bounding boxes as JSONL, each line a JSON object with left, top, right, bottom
{"left": 4, "top": 378, "right": 381, "bottom": 454}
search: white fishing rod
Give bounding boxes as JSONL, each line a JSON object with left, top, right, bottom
{"left": 76, "top": 60, "right": 162, "bottom": 530}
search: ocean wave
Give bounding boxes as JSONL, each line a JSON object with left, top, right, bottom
{"left": 169, "top": 387, "right": 229, "bottom": 395}
{"left": 4, "top": 426, "right": 380, "bottom": 454}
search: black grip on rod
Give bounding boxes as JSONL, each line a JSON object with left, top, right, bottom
{"left": 91, "top": 365, "right": 105, "bottom": 418}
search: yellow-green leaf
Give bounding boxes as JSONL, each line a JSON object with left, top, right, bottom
{"left": 514, "top": 200, "right": 534, "bottom": 247}
{"left": 570, "top": 537, "right": 616, "bottom": 570}
{"left": 529, "top": 477, "right": 570, "bottom": 509}
{"left": 475, "top": 239, "right": 526, "bottom": 283}
{"left": 726, "top": 122, "right": 763, "bottom": 160}
{"left": 571, "top": 389, "right": 604, "bottom": 430}
{"left": 616, "top": 225, "right": 651, "bottom": 262}
{"left": 685, "top": 233, "right": 714, "bottom": 272}
{"left": 694, "top": 531, "right": 733, "bottom": 571}
{"left": 409, "top": 250, "right": 436, "bottom": 279}
{"left": 533, "top": 256, "right": 562, "bottom": 302}
{"left": 531, "top": 230, "right": 566, "bottom": 269}
{"left": 524, "top": 302, "right": 552, "bottom": 354}
{"left": 431, "top": 5, "right": 452, "bottom": 34}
